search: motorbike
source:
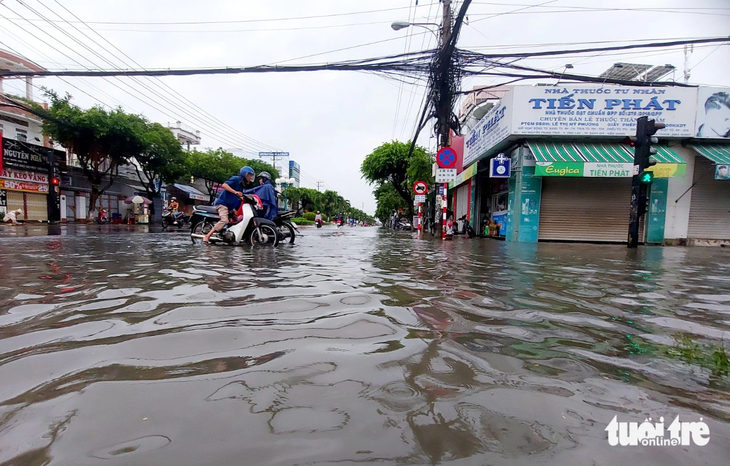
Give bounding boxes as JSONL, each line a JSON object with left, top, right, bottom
{"left": 274, "top": 210, "right": 300, "bottom": 244}
{"left": 161, "top": 209, "right": 190, "bottom": 230}
{"left": 96, "top": 208, "right": 108, "bottom": 224}
{"left": 452, "top": 215, "right": 476, "bottom": 238}
{"left": 189, "top": 194, "right": 278, "bottom": 247}
{"left": 315, "top": 219, "right": 323, "bottom": 228}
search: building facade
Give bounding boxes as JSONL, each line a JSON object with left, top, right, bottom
{"left": 454, "top": 84, "right": 730, "bottom": 245}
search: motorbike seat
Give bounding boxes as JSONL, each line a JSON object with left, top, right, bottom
{"left": 194, "top": 205, "right": 218, "bottom": 214}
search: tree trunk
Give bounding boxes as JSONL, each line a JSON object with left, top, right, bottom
{"left": 88, "top": 185, "right": 100, "bottom": 221}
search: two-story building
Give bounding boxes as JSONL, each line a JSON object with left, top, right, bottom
{"left": 454, "top": 83, "right": 730, "bottom": 245}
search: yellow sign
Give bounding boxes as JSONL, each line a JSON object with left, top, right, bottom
{"left": 449, "top": 164, "right": 478, "bottom": 188}
{"left": 646, "top": 163, "right": 686, "bottom": 178}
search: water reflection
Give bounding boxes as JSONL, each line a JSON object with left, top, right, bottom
{"left": 0, "top": 228, "right": 729, "bottom": 465}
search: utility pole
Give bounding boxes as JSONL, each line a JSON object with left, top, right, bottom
{"left": 316, "top": 181, "right": 324, "bottom": 192}
{"left": 438, "top": 0, "right": 452, "bottom": 240}
{"left": 683, "top": 44, "right": 693, "bottom": 84}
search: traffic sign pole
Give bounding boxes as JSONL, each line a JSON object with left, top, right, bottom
{"left": 442, "top": 183, "right": 447, "bottom": 240}
{"left": 418, "top": 202, "right": 422, "bottom": 236}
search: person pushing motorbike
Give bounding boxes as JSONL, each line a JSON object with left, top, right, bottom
{"left": 243, "top": 171, "right": 278, "bottom": 221}
{"left": 202, "top": 166, "right": 256, "bottom": 243}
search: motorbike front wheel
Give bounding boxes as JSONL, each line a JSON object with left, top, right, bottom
{"left": 250, "top": 224, "right": 278, "bottom": 247}
{"left": 278, "top": 222, "right": 296, "bottom": 244}
{"left": 191, "top": 221, "right": 213, "bottom": 243}
{"left": 162, "top": 217, "right": 170, "bottom": 230}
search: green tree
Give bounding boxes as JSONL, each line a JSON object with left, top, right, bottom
{"left": 39, "top": 91, "right": 148, "bottom": 218}
{"left": 188, "top": 149, "right": 229, "bottom": 204}
{"left": 187, "top": 149, "right": 279, "bottom": 203}
{"left": 361, "top": 140, "right": 433, "bottom": 218}
{"left": 373, "top": 182, "right": 408, "bottom": 223}
{"left": 132, "top": 122, "right": 187, "bottom": 202}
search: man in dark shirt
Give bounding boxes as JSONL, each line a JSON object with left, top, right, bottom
{"left": 203, "top": 166, "right": 255, "bottom": 243}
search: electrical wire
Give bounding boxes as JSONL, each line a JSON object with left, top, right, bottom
{"left": 1, "top": 3, "right": 441, "bottom": 26}
{"left": 391, "top": 0, "right": 417, "bottom": 140}
{"left": 48, "top": 0, "right": 281, "bottom": 153}
{"left": 7, "top": 0, "right": 275, "bottom": 153}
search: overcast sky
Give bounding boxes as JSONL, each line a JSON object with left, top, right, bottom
{"left": 1, "top": 0, "right": 728, "bottom": 214}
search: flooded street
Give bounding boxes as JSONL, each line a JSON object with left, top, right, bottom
{"left": 1, "top": 225, "right": 729, "bottom": 465}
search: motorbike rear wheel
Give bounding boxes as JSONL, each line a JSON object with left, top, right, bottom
{"left": 191, "top": 221, "right": 213, "bottom": 243}
{"left": 250, "top": 224, "right": 278, "bottom": 247}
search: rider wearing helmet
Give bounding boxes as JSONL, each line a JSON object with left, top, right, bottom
{"left": 168, "top": 197, "right": 181, "bottom": 223}
{"left": 203, "top": 166, "right": 256, "bottom": 243}
{"left": 242, "top": 171, "right": 278, "bottom": 221}
{"left": 314, "top": 211, "right": 322, "bottom": 222}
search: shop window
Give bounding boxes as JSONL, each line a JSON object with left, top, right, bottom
{"left": 16, "top": 129, "right": 27, "bottom": 142}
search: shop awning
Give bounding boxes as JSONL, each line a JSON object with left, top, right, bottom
{"left": 173, "top": 183, "right": 206, "bottom": 201}
{"left": 532, "top": 142, "right": 686, "bottom": 178}
{"left": 528, "top": 142, "right": 585, "bottom": 162}
{"left": 572, "top": 143, "right": 633, "bottom": 163}
{"left": 690, "top": 144, "right": 730, "bottom": 164}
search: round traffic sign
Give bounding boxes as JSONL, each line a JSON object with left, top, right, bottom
{"left": 437, "top": 147, "right": 457, "bottom": 169}
{"left": 413, "top": 181, "right": 428, "bottom": 195}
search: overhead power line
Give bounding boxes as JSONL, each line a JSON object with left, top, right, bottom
{"left": 4, "top": 36, "right": 724, "bottom": 81}
{"left": 0, "top": 3, "right": 441, "bottom": 26}
{"left": 47, "top": 0, "right": 281, "bottom": 152}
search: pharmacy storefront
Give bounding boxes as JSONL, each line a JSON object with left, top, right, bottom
{"left": 463, "top": 83, "right": 704, "bottom": 243}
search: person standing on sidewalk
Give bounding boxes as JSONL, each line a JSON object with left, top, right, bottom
{"left": 202, "top": 166, "right": 256, "bottom": 243}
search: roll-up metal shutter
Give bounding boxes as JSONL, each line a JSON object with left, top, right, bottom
{"left": 24, "top": 192, "right": 48, "bottom": 221}
{"left": 455, "top": 183, "right": 470, "bottom": 220}
{"left": 688, "top": 157, "right": 730, "bottom": 240}
{"left": 6, "top": 191, "right": 24, "bottom": 218}
{"left": 539, "top": 177, "right": 640, "bottom": 242}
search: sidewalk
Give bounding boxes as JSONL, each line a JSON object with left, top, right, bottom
{"left": 0, "top": 222, "right": 166, "bottom": 238}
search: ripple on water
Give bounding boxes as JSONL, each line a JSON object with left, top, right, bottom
{"left": 89, "top": 435, "right": 171, "bottom": 459}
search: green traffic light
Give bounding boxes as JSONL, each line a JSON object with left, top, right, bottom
{"left": 639, "top": 171, "right": 654, "bottom": 184}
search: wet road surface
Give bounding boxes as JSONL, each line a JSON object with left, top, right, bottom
{"left": 1, "top": 225, "right": 729, "bottom": 465}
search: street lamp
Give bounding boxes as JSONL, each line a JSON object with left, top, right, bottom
{"left": 276, "top": 177, "right": 296, "bottom": 211}
{"left": 391, "top": 21, "right": 440, "bottom": 40}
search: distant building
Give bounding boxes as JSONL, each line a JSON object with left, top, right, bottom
{"left": 167, "top": 121, "right": 201, "bottom": 150}
{"left": 289, "top": 160, "right": 300, "bottom": 187}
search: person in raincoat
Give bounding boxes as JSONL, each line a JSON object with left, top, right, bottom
{"left": 243, "top": 171, "right": 279, "bottom": 221}
{"left": 3, "top": 208, "right": 23, "bottom": 225}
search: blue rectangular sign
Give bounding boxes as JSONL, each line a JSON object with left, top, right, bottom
{"left": 490, "top": 153, "right": 511, "bottom": 178}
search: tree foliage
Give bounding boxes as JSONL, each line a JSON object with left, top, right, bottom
{"left": 373, "top": 183, "right": 408, "bottom": 223}
{"left": 361, "top": 140, "right": 433, "bottom": 220}
{"left": 281, "top": 186, "right": 373, "bottom": 222}
{"left": 40, "top": 91, "right": 149, "bottom": 217}
{"left": 188, "top": 148, "right": 279, "bottom": 203}
{"left": 133, "top": 122, "right": 187, "bottom": 199}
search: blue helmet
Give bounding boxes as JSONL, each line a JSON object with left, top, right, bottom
{"left": 239, "top": 166, "right": 255, "bottom": 178}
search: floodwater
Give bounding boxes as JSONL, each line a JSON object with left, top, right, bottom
{"left": 1, "top": 225, "right": 729, "bottom": 466}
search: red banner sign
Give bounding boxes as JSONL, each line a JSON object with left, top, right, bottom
{"left": 0, "top": 178, "right": 48, "bottom": 193}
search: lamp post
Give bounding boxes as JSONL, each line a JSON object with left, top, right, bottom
{"left": 390, "top": 21, "right": 441, "bottom": 40}
{"left": 276, "top": 177, "right": 295, "bottom": 211}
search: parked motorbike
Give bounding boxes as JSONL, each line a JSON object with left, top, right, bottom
{"left": 161, "top": 209, "right": 190, "bottom": 230}
{"left": 452, "top": 215, "right": 476, "bottom": 238}
{"left": 274, "top": 210, "right": 300, "bottom": 244}
{"left": 96, "top": 208, "right": 108, "bottom": 224}
{"left": 189, "top": 194, "right": 278, "bottom": 247}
